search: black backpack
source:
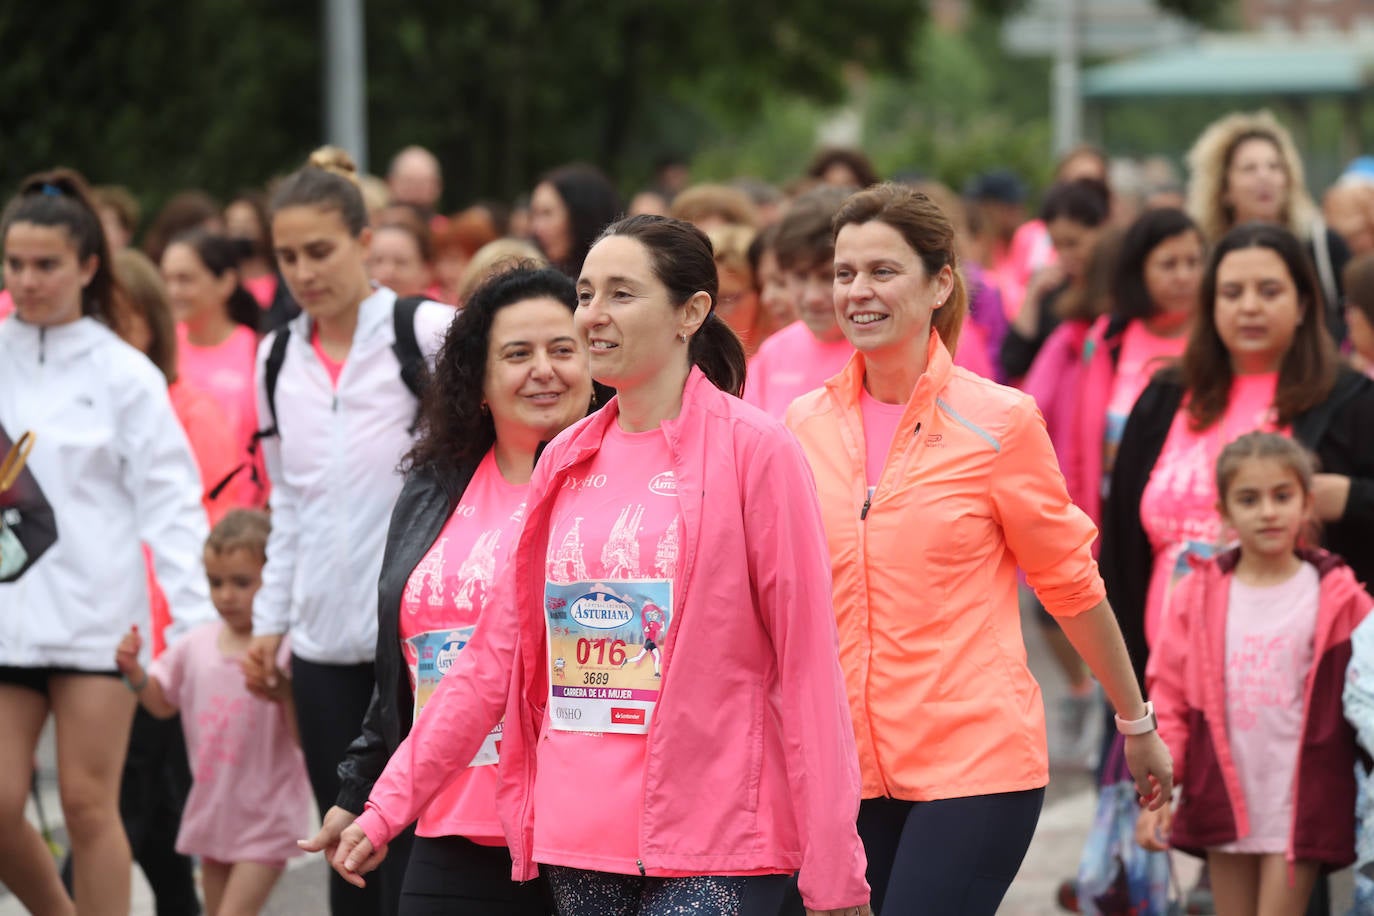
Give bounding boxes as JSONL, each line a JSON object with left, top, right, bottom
{"left": 208, "top": 296, "right": 429, "bottom": 500}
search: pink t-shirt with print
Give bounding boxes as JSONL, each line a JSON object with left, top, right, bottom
{"left": 743, "top": 320, "right": 853, "bottom": 419}
{"left": 534, "top": 421, "right": 684, "bottom": 875}
{"left": 1139, "top": 373, "right": 1280, "bottom": 646}
{"left": 1102, "top": 321, "right": 1188, "bottom": 478}
{"left": 1217, "top": 562, "right": 1320, "bottom": 853}
{"left": 149, "top": 622, "right": 312, "bottom": 865}
{"left": 398, "top": 449, "right": 527, "bottom": 841}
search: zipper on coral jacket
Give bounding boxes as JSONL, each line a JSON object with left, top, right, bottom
{"left": 860, "top": 494, "right": 871, "bottom": 520}
{"left": 636, "top": 858, "right": 646, "bottom": 876}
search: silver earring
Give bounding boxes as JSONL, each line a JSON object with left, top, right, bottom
{"left": 679, "top": 332, "right": 688, "bottom": 343}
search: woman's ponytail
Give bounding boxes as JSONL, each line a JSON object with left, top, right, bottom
{"left": 688, "top": 312, "right": 747, "bottom": 397}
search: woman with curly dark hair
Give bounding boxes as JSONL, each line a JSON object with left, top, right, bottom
{"left": 298, "top": 264, "right": 596, "bottom": 914}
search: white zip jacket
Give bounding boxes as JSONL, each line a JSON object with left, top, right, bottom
{"left": 252, "top": 287, "right": 451, "bottom": 664}
{"left": 0, "top": 317, "right": 215, "bottom": 668}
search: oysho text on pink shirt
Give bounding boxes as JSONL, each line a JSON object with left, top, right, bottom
{"left": 535, "top": 421, "right": 683, "bottom": 875}
{"left": 399, "top": 450, "right": 527, "bottom": 841}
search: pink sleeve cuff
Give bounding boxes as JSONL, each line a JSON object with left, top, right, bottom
{"left": 354, "top": 807, "right": 393, "bottom": 850}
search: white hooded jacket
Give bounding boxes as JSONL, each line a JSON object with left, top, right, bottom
{"left": 251, "top": 287, "right": 450, "bottom": 664}
{"left": 0, "top": 316, "right": 214, "bottom": 668}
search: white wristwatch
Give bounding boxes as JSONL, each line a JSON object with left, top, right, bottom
{"left": 1115, "top": 701, "right": 1157, "bottom": 736}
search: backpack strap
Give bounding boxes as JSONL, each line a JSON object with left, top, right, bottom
{"left": 392, "top": 296, "right": 427, "bottom": 401}
{"left": 208, "top": 328, "right": 290, "bottom": 501}
{"left": 392, "top": 296, "right": 430, "bottom": 432}
{"left": 260, "top": 327, "right": 292, "bottom": 440}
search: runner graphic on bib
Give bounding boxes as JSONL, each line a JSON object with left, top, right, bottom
{"left": 544, "top": 425, "right": 681, "bottom": 736}
{"left": 398, "top": 450, "right": 526, "bottom": 766}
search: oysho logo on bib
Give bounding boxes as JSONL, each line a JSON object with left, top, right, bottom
{"left": 569, "top": 592, "right": 635, "bottom": 630}
{"left": 648, "top": 471, "right": 676, "bottom": 496}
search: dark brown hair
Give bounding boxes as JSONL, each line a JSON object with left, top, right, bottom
{"left": 111, "top": 248, "right": 179, "bottom": 383}
{"left": 1343, "top": 251, "right": 1374, "bottom": 323}
{"left": 1058, "top": 226, "right": 1123, "bottom": 323}
{"left": 166, "top": 229, "right": 262, "bottom": 332}
{"left": 1183, "top": 222, "right": 1339, "bottom": 430}
{"left": 1215, "top": 430, "right": 1317, "bottom": 502}
{"left": 143, "top": 190, "right": 220, "bottom": 264}
{"left": 93, "top": 185, "right": 141, "bottom": 237}
{"left": 540, "top": 163, "right": 622, "bottom": 277}
{"left": 773, "top": 185, "right": 853, "bottom": 271}
{"left": 1113, "top": 208, "right": 1203, "bottom": 322}
{"left": 806, "top": 147, "right": 880, "bottom": 189}
{"left": 404, "top": 264, "right": 592, "bottom": 484}
{"left": 831, "top": 182, "right": 969, "bottom": 355}
{"left": 1040, "top": 178, "right": 1111, "bottom": 228}
{"left": 597, "top": 215, "right": 747, "bottom": 397}
{"left": 2, "top": 168, "right": 118, "bottom": 325}
{"left": 270, "top": 147, "right": 369, "bottom": 237}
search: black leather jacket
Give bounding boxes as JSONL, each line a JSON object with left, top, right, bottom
{"left": 335, "top": 461, "right": 474, "bottom": 813}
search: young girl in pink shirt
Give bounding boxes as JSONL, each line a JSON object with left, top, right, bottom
{"left": 1140, "top": 433, "right": 1372, "bottom": 915}
{"left": 115, "top": 510, "right": 313, "bottom": 916}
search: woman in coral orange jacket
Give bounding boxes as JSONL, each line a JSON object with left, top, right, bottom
{"left": 784, "top": 184, "right": 1173, "bottom": 916}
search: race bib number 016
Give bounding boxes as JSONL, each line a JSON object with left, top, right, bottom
{"left": 544, "top": 579, "right": 672, "bottom": 735}
{"left": 406, "top": 627, "right": 501, "bottom": 767}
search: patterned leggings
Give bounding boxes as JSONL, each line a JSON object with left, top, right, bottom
{"left": 543, "top": 866, "right": 791, "bottom": 916}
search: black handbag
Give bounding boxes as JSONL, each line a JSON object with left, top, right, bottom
{"left": 0, "top": 426, "right": 57, "bottom": 582}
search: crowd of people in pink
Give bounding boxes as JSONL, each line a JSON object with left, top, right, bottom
{"left": 2, "top": 109, "right": 1374, "bottom": 916}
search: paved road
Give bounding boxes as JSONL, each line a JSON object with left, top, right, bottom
{"left": 0, "top": 606, "right": 1351, "bottom": 914}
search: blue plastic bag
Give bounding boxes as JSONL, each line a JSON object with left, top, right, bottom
{"left": 1075, "top": 734, "right": 1181, "bottom": 916}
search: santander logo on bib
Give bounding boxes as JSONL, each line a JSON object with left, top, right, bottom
{"left": 648, "top": 471, "right": 676, "bottom": 496}
{"left": 570, "top": 592, "right": 635, "bottom": 630}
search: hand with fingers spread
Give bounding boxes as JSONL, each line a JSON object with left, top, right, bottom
{"left": 332, "top": 823, "right": 387, "bottom": 888}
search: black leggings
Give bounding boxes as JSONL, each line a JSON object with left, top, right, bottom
{"left": 292, "top": 655, "right": 412, "bottom": 916}
{"left": 399, "top": 835, "right": 551, "bottom": 915}
{"left": 858, "top": 789, "right": 1044, "bottom": 916}
{"left": 542, "top": 866, "right": 791, "bottom": 916}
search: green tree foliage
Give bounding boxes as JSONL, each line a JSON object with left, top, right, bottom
{"left": 0, "top": 1, "right": 318, "bottom": 213}
{"left": 690, "top": 13, "right": 1056, "bottom": 196}
{"left": 0, "top": 0, "right": 938, "bottom": 218}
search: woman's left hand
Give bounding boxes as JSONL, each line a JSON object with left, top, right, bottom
{"left": 1123, "top": 731, "right": 1173, "bottom": 811}
{"left": 1312, "top": 473, "right": 1352, "bottom": 522}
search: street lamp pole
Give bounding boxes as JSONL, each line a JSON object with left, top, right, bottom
{"left": 1052, "top": 0, "right": 1082, "bottom": 155}
{"left": 323, "top": 0, "right": 368, "bottom": 172}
